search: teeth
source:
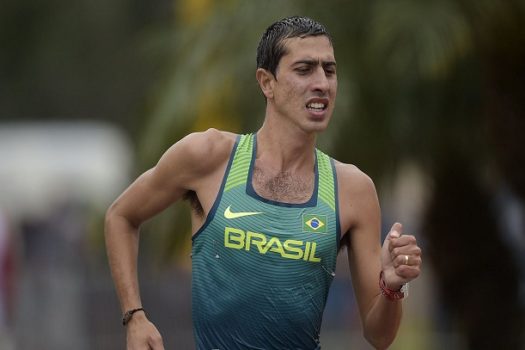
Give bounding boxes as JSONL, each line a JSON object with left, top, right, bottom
{"left": 307, "top": 102, "right": 326, "bottom": 109}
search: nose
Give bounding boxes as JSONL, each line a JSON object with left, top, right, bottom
{"left": 311, "top": 67, "right": 330, "bottom": 93}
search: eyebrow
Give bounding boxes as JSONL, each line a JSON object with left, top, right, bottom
{"left": 292, "top": 59, "right": 337, "bottom": 68}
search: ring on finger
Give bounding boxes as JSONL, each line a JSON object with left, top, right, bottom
{"left": 404, "top": 255, "right": 409, "bottom": 265}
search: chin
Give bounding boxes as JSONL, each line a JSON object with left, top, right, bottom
{"left": 305, "top": 109, "right": 333, "bottom": 126}
{"left": 304, "top": 121, "right": 330, "bottom": 134}
{"left": 310, "top": 114, "right": 332, "bottom": 127}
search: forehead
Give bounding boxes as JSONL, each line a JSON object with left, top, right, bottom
{"left": 280, "top": 36, "right": 335, "bottom": 63}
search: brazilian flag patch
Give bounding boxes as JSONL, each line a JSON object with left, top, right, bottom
{"left": 303, "top": 214, "right": 327, "bottom": 233}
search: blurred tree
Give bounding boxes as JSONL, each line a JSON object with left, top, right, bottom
{"left": 0, "top": 0, "right": 172, "bottom": 135}
{"left": 5, "top": 0, "right": 522, "bottom": 347}
{"left": 138, "top": 0, "right": 525, "bottom": 347}
{"left": 322, "top": 0, "right": 525, "bottom": 348}
{"left": 137, "top": 0, "right": 301, "bottom": 261}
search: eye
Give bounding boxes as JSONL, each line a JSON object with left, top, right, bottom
{"left": 295, "top": 66, "right": 311, "bottom": 75}
{"left": 324, "top": 66, "right": 336, "bottom": 76}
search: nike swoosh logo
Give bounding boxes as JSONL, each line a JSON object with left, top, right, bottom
{"left": 224, "top": 205, "right": 263, "bottom": 219}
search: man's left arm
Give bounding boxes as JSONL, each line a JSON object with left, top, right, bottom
{"left": 338, "top": 165, "right": 422, "bottom": 349}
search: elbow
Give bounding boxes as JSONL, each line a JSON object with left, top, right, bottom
{"left": 104, "top": 202, "right": 130, "bottom": 237}
{"left": 104, "top": 203, "right": 117, "bottom": 240}
{"left": 104, "top": 201, "right": 140, "bottom": 237}
{"left": 104, "top": 202, "right": 118, "bottom": 229}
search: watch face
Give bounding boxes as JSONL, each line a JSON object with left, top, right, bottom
{"left": 401, "top": 283, "right": 409, "bottom": 297}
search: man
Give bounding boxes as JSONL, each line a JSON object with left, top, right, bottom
{"left": 105, "top": 16, "right": 422, "bottom": 350}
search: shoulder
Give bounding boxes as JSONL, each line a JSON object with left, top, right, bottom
{"left": 333, "top": 160, "right": 377, "bottom": 197}
{"left": 163, "top": 128, "right": 236, "bottom": 164}
{"left": 333, "top": 160, "right": 380, "bottom": 234}
{"left": 173, "top": 128, "right": 237, "bottom": 163}
{"left": 154, "top": 128, "right": 238, "bottom": 186}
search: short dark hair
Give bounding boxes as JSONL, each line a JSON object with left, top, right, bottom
{"left": 256, "top": 16, "right": 333, "bottom": 77}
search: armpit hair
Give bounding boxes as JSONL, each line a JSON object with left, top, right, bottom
{"left": 183, "top": 190, "right": 204, "bottom": 217}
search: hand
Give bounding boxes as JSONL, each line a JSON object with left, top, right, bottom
{"left": 126, "top": 312, "right": 165, "bottom": 350}
{"left": 380, "top": 222, "right": 422, "bottom": 290}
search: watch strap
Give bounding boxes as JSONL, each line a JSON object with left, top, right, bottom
{"left": 122, "top": 307, "right": 145, "bottom": 326}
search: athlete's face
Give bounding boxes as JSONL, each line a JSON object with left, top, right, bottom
{"left": 268, "top": 35, "right": 337, "bottom": 133}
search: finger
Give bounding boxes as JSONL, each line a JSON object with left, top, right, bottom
{"left": 391, "top": 243, "right": 422, "bottom": 258}
{"left": 392, "top": 253, "right": 422, "bottom": 268}
{"left": 389, "top": 234, "right": 418, "bottom": 249}
{"left": 391, "top": 248, "right": 422, "bottom": 269}
{"left": 395, "top": 264, "right": 421, "bottom": 280}
{"left": 148, "top": 334, "right": 164, "bottom": 350}
{"left": 386, "top": 223, "right": 403, "bottom": 254}
{"left": 388, "top": 222, "right": 403, "bottom": 239}
{"left": 149, "top": 342, "right": 165, "bottom": 350}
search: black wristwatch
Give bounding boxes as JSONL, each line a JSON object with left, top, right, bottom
{"left": 122, "top": 307, "right": 145, "bottom": 326}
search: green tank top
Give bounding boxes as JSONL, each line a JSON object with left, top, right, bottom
{"left": 191, "top": 133, "right": 340, "bottom": 349}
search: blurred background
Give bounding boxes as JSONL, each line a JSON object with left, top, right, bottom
{"left": 1, "top": 0, "right": 524, "bottom": 349}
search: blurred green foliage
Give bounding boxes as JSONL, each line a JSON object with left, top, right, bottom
{"left": 0, "top": 0, "right": 171, "bottom": 133}
{"left": 2, "top": 0, "right": 524, "bottom": 347}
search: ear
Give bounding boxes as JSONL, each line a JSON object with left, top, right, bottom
{"left": 256, "top": 68, "right": 275, "bottom": 99}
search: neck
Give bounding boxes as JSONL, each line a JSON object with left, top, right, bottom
{"left": 256, "top": 117, "right": 317, "bottom": 173}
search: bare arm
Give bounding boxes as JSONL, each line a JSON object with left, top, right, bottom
{"left": 104, "top": 129, "right": 234, "bottom": 349}
{"left": 337, "top": 164, "right": 422, "bottom": 349}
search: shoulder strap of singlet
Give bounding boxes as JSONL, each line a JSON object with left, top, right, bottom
{"left": 316, "top": 148, "right": 341, "bottom": 245}
{"left": 224, "top": 133, "right": 254, "bottom": 192}
{"left": 316, "top": 149, "right": 337, "bottom": 212}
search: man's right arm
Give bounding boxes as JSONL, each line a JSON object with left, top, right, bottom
{"left": 104, "top": 129, "right": 233, "bottom": 349}
{"left": 104, "top": 166, "right": 182, "bottom": 349}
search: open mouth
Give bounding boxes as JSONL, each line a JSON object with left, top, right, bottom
{"left": 306, "top": 102, "right": 327, "bottom": 112}
{"left": 306, "top": 98, "right": 329, "bottom": 113}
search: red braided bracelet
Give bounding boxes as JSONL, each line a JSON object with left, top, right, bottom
{"left": 379, "top": 271, "right": 406, "bottom": 301}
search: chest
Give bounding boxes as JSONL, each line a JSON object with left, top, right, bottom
{"left": 199, "top": 184, "right": 338, "bottom": 268}
{"left": 251, "top": 165, "right": 314, "bottom": 204}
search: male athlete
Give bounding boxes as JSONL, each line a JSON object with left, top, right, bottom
{"left": 105, "top": 16, "right": 422, "bottom": 350}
